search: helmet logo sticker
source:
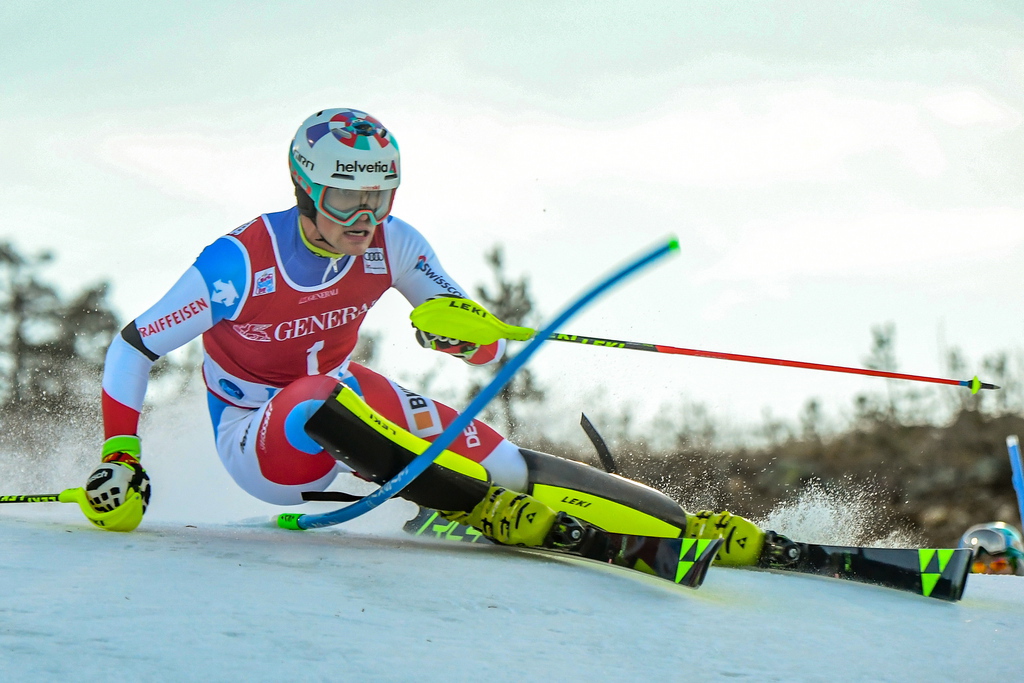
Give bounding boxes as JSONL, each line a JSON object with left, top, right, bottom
{"left": 334, "top": 160, "right": 392, "bottom": 174}
{"left": 306, "top": 110, "right": 392, "bottom": 151}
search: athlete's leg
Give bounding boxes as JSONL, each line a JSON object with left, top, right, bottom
{"left": 207, "top": 375, "right": 346, "bottom": 505}
{"left": 305, "top": 374, "right": 768, "bottom": 562}
{"left": 305, "top": 381, "right": 562, "bottom": 546}
{"left": 516, "top": 448, "right": 687, "bottom": 535}
{"left": 513, "top": 449, "right": 766, "bottom": 563}
{"left": 305, "top": 371, "right": 688, "bottom": 535}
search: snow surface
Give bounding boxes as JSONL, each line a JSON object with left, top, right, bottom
{"left": 2, "top": 395, "right": 1024, "bottom": 680}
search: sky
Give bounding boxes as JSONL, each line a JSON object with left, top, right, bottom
{"left": 2, "top": 1, "right": 1023, "bottom": 440}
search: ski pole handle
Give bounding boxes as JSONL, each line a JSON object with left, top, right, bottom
{"left": 0, "top": 487, "right": 140, "bottom": 531}
{"left": 0, "top": 489, "right": 79, "bottom": 504}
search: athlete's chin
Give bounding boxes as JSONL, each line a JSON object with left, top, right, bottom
{"left": 339, "top": 236, "right": 374, "bottom": 256}
{"left": 329, "top": 227, "right": 376, "bottom": 255}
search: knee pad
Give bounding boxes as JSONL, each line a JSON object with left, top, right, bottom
{"left": 304, "top": 383, "right": 491, "bottom": 512}
{"left": 254, "top": 375, "right": 339, "bottom": 486}
{"left": 519, "top": 448, "right": 688, "bottom": 538}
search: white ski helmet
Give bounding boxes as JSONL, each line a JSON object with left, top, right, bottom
{"left": 289, "top": 108, "right": 400, "bottom": 226}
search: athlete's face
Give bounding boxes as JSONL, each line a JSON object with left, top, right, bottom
{"left": 301, "top": 211, "right": 376, "bottom": 256}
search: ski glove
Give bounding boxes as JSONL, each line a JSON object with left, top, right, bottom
{"left": 414, "top": 328, "right": 480, "bottom": 360}
{"left": 83, "top": 435, "right": 152, "bottom": 531}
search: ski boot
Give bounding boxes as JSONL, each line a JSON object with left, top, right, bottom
{"left": 441, "top": 485, "right": 560, "bottom": 547}
{"left": 686, "top": 510, "right": 766, "bottom": 566}
{"left": 442, "top": 486, "right": 614, "bottom": 559}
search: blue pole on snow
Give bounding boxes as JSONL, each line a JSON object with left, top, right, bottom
{"left": 1007, "top": 436, "right": 1024, "bottom": 529}
{"left": 281, "top": 237, "right": 680, "bottom": 530}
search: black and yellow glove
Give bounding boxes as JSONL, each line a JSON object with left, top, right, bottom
{"left": 82, "top": 435, "right": 152, "bottom": 532}
{"left": 414, "top": 328, "right": 481, "bottom": 360}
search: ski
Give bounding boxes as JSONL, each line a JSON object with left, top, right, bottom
{"left": 404, "top": 510, "right": 971, "bottom": 601}
{"left": 403, "top": 507, "right": 721, "bottom": 589}
{"left": 759, "top": 532, "right": 972, "bottom": 602}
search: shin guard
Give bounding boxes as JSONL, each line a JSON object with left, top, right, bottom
{"left": 519, "top": 448, "right": 688, "bottom": 537}
{"left": 304, "top": 384, "right": 491, "bottom": 512}
{"left": 304, "top": 386, "right": 581, "bottom": 547}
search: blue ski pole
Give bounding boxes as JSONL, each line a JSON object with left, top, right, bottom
{"left": 278, "top": 236, "right": 680, "bottom": 530}
{"left": 1007, "top": 435, "right": 1024, "bottom": 528}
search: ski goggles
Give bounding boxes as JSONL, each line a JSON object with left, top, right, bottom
{"left": 961, "top": 526, "right": 1019, "bottom": 556}
{"left": 318, "top": 187, "right": 394, "bottom": 227}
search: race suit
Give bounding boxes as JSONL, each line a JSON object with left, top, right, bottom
{"left": 101, "top": 206, "right": 526, "bottom": 504}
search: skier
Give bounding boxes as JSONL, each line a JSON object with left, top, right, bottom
{"left": 958, "top": 522, "right": 1024, "bottom": 575}
{"left": 86, "top": 107, "right": 772, "bottom": 566}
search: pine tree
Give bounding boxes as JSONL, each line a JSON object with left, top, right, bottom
{"left": 0, "top": 241, "right": 118, "bottom": 412}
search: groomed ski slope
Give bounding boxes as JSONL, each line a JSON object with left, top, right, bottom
{"left": 2, "top": 395, "right": 1023, "bottom": 680}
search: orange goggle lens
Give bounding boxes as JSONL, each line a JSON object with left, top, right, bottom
{"left": 973, "top": 556, "right": 1013, "bottom": 573}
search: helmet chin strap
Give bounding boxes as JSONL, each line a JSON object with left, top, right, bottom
{"left": 298, "top": 214, "right": 346, "bottom": 257}
{"left": 314, "top": 223, "right": 339, "bottom": 250}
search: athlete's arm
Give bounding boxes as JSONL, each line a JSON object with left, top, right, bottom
{"left": 385, "top": 217, "right": 504, "bottom": 365}
{"left": 102, "top": 235, "right": 251, "bottom": 437}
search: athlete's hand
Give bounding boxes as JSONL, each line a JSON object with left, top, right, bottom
{"left": 410, "top": 296, "right": 535, "bottom": 347}
{"left": 83, "top": 436, "right": 152, "bottom": 531}
{"left": 414, "top": 328, "right": 480, "bottom": 360}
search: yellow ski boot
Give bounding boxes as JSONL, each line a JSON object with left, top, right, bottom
{"left": 686, "top": 510, "right": 766, "bottom": 566}
{"left": 442, "top": 486, "right": 561, "bottom": 547}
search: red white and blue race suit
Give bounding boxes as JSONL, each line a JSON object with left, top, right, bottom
{"left": 102, "top": 207, "right": 525, "bottom": 504}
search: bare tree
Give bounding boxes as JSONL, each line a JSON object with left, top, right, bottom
{"left": 468, "top": 245, "right": 545, "bottom": 438}
{"left": 862, "top": 322, "right": 899, "bottom": 421}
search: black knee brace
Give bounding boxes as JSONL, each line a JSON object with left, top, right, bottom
{"left": 304, "top": 384, "right": 490, "bottom": 512}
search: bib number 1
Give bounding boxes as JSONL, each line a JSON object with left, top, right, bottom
{"left": 306, "top": 340, "right": 324, "bottom": 375}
